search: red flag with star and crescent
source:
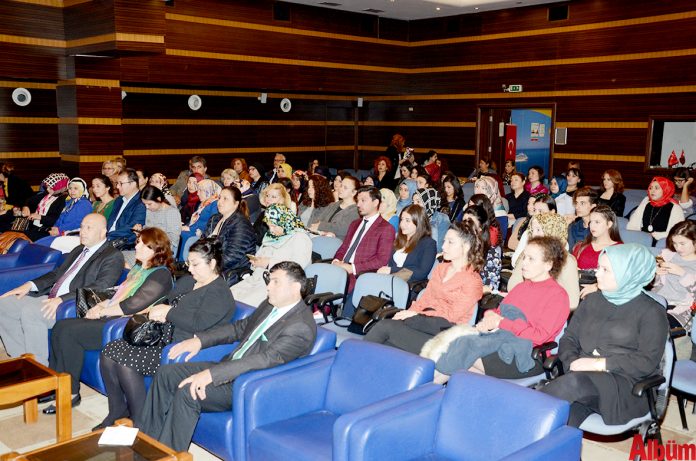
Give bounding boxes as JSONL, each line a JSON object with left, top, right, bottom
{"left": 668, "top": 150, "right": 679, "bottom": 167}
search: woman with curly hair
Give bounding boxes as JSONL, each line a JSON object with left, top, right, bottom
{"left": 298, "top": 174, "right": 334, "bottom": 226}
{"left": 373, "top": 156, "right": 396, "bottom": 190}
{"left": 365, "top": 220, "right": 485, "bottom": 354}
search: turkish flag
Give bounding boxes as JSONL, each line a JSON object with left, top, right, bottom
{"left": 505, "top": 124, "right": 517, "bottom": 162}
{"left": 668, "top": 150, "right": 678, "bottom": 167}
{"left": 680, "top": 149, "right": 686, "bottom": 165}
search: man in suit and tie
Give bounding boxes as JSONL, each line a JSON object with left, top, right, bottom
{"left": 0, "top": 213, "right": 124, "bottom": 365}
{"left": 332, "top": 186, "right": 396, "bottom": 317}
{"left": 138, "top": 261, "right": 317, "bottom": 452}
{"left": 107, "top": 168, "right": 146, "bottom": 248}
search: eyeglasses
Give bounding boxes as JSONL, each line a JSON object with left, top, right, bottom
{"left": 117, "top": 180, "right": 134, "bottom": 186}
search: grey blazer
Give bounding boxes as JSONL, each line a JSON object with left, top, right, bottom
{"left": 32, "top": 242, "right": 125, "bottom": 302}
{"left": 197, "top": 299, "right": 317, "bottom": 386}
{"left": 311, "top": 202, "right": 358, "bottom": 241}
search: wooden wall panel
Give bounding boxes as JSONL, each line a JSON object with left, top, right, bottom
{"left": 0, "top": 2, "right": 64, "bottom": 39}
{"left": 0, "top": 87, "right": 57, "bottom": 117}
{"left": 0, "top": 125, "right": 58, "bottom": 152}
{"left": 63, "top": 1, "right": 115, "bottom": 40}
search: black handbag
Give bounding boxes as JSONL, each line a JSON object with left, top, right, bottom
{"left": 123, "top": 314, "right": 174, "bottom": 347}
{"left": 110, "top": 236, "right": 135, "bottom": 251}
{"left": 75, "top": 287, "right": 118, "bottom": 318}
{"left": 348, "top": 276, "right": 398, "bottom": 335}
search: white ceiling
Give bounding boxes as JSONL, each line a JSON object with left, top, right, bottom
{"left": 282, "top": 0, "right": 564, "bottom": 20}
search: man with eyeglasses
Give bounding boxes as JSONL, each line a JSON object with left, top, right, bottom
{"left": 137, "top": 261, "right": 316, "bottom": 452}
{"left": 106, "top": 168, "right": 146, "bottom": 249}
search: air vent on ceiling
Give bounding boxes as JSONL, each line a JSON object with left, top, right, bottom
{"left": 362, "top": 8, "right": 384, "bottom": 14}
{"left": 319, "top": 2, "right": 341, "bottom": 6}
{"left": 548, "top": 4, "right": 569, "bottom": 21}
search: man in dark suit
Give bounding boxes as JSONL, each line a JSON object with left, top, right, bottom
{"left": 332, "top": 186, "right": 396, "bottom": 317}
{"left": 0, "top": 213, "right": 124, "bottom": 365}
{"left": 138, "top": 261, "right": 317, "bottom": 452}
{"left": 106, "top": 168, "right": 146, "bottom": 247}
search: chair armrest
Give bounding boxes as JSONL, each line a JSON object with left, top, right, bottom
{"left": 162, "top": 343, "right": 237, "bottom": 365}
{"left": 56, "top": 299, "right": 77, "bottom": 321}
{"left": 532, "top": 341, "right": 558, "bottom": 361}
{"left": 500, "top": 426, "right": 582, "bottom": 461}
{"left": 334, "top": 385, "right": 443, "bottom": 461}
{"left": 102, "top": 317, "right": 129, "bottom": 346}
{"left": 407, "top": 279, "right": 428, "bottom": 294}
{"left": 632, "top": 375, "right": 665, "bottom": 398}
{"left": 319, "top": 293, "right": 345, "bottom": 305}
{"left": 243, "top": 357, "right": 334, "bottom": 439}
{"left": 305, "top": 292, "right": 332, "bottom": 305}
{"left": 233, "top": 351, "right": 337, "bottom": 461}
{"left": 0, "top": 253, "right": 20, "bottom": 269}
{"left": 0, "top": 264, "right": 55, "bottom": 295}
{"left": 543, "top": 355, "right": 564, "bottom": 377}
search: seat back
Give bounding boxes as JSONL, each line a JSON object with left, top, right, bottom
{"left": 351, "top": 273, "right": 410, "bottom": 309}
{"left": 655, "top": 336, "right": 676, "bottom": 419}
{"left": 324, "top": 340, "right": 434, "bottom": 414}
{"left": 435, "top": 372, "right": 569, "bottom": 460}
{"left": 234, "top": 303, "right": 256, "bottom": 321}
{"left": 311, "top": 236, "right": 343, "bottom": 260}
{"left": 17, "top": 243, "right": 62, "bottom": 266}
{"left": 305, "top": 263, "right": 347, "bottom": 298}
{"left": 309, "top": 327, "right": 337, "bottom": 355}
{"left": 7, "top": 239, "right": 29, "bottom": 254}
{"left": 621, "top": 229, "right": 652, "bottom": 247}
{"left": 616, "top": 216, "right": 629, "bottom": 232}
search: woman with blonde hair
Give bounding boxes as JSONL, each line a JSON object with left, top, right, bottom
{"left": 380, "top": 188, "right": 399, "bottom": 231}
{"left": 253, "top": 182, "right": 295, "bottom": 245}
{"left": 219, "top": 168, "right": 239, "bottom": 188}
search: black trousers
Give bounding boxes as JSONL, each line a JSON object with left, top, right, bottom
{"left": 137, "top": 362, "right": 233, "bottom": 452}
{"left": 540, "top": 372, "right": 601, "bottom": 427}
{"left": 49, "top": 317, "right": 109, "bottom": 394}
{"left": 365, "top": 315, "right": 453, "bottom": 355}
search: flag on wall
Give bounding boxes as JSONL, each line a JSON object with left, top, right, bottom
{"left": 668, "top": 150, "right": 678, "bottom": 167}
{"left": 505, "top": 124, "right": 517, "bottom": 162}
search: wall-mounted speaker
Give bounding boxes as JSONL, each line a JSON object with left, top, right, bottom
{"left": 12, "top": 88, "right": 31, "bottom": 107}
{"left": 121, "top": 91, "right": 127, "bottom": 100}
{"left": 280, "top": 98, "right": 292, "bottom": 113}
{"left": 555, "top": 127, "right": 568, "bottom": 145}
{"left": 357, "top": 97, "right": 363, "bottom": 108}
{"left": 260, "top": 93, "right": 268, "bottom": 104}
{"left": 188, "top": 95, "right": 202, "bottom": 111}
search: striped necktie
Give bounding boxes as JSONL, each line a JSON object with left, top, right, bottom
{"left": 48, "top": 247, "right": 89, "bottom": 299}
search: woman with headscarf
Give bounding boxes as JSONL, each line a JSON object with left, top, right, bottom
{"left": 627, "top": 177, "right": 685, "bottom": 241}
{"left": 474, "top": 176, "right": 507, "bottom": 218}
{"left": 508, "top": 212, "right": 581, "bottom": 309}
{"left": 178, "top": 179, "right": 221, "bottom": 261}
{"left": 149, "top": 172, "right": 176, "bottom": 207}
{"left": 549, "top": 175, "right": 575, "bottom": 219}
{"left": 413, "top": 187, "right": 450, "bottom": 252}
{"left": 230, "top": 204, "right": 312, "bottom": 306}
{"left": 395, "top": 179, "right": 417, "bottom": 217}
{"left": 33, "top": 177, "right": 93, "bottom": 248}
{"left": 14, "top": 173, "right": 70, "bottom": 241}
{"left": 379, "top": 188, "right": 399, "bottom": 232}
{"left": 540, "top": 244, "right": 669, "bottom": 428}
{"left": 179, "top": 173, "right": 204, "bottom": 224}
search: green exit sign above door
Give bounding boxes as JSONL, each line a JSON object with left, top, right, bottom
{"left": 507, "top": 84, "right": 523, "bottom": 93}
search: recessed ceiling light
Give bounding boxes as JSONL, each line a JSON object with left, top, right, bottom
{"left": 474, "top": 7, "right": 479, "bottom": 10}
{"left": 436, "top": 7, "right": 441, "bottom": 10}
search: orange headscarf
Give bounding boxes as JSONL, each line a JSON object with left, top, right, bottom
{"left": 648, "top": 176, "right": 676, "bottom": 207}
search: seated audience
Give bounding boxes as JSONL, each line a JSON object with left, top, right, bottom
{"left": 8, "top": 173, "right": 68, "bottom": 241}
{"left": 508, "top": 212, "right": 580, "bottom": 309}
{"left": 0, "top": 214, "right": 123, "bottom": 365}
{"left": 91, "top": 174, "right": 116, "bottom": 219}
{"left": 505, "top": 172, "right": 530, "bottom": 225}
{"left": 47, "top": 177, "right": 92, "bottom": 237}
{"left": 413, "top": 187, "right": 450, "bottom": 251}
{"left": 468, "top": 157, "right": 496, "bottom": 180}
{"left": 441, "top": 174, "right": 465, "bottom": 222}
{"left": 252, "top": 183, "right": 294, "bottom": 245}
{"left": 232, "top": 204, "right": 312, "bottom": 307}
{"left": 524, "top": 165, "right": 548, "bottom": 195}
{"left": 653, "top": 220, "right": 696, "bottom": 329}
{"left": 365, "top": 220, "right": 484, "bottom": 354}
{"left": 125, "top": 186, "right": 181, "bottom": 267}
{"left": 507, "top": 193, "right": 542, "bottom": 251}
{"left": 330, "top": 170, "right": 348, "bottom": 202}
{"left": 549, "top": 175, "right": 575, "bottom": 219}
{"left": 290, "top": 170, "right": 306, "bottom": 204}
{"left": 379, "top": 188, "right": 399, "bottom": 231}
{"left": 467, "top": 194, "right": 503, "bottom": 251}
{"left": 627, "top": 177, "right": 685, "bottom": 241}
{"left": 237, "top": 177, "right": 261, "bottom": 222}
{"left": 377, "top": 204, "right": 437, "bottom": 283}
{"left": 219, "top": 168, "right": 239, "bottom": 188}
{"left": 179, "top": 173, "right": 204, "bottom": 225}
{"left": 567, "top": 187, "right": 599, "bottom": 250}
{"left": 463, "top": 205, "right": 501, "bottom": 294}
{"left": 137, "top": 261, "right": 316, "bottom": 452}
{"left": 136, "top": 169, "right": 149, "bottom": 191}
{"left": 422, "top": 150, "right": 442, "bottom": 184}
{"left": 572, "top": 205, "right": 622, "bottom": 271}
{"left": 511, "top": 194, "right": 557, "bottom": 267}
{"left": 374, "top": 156, "right": 396, "bottom": 190}
{"left": 107, "top": 168, "right": 146, "bottom": 249}
{"left": 597, "top": 169, "right": 626, "bottom": 217}
{"left": 414, "top": 168, "right": 432, "bottom": 189}
{"left": 430, "top": 236, "right": 569, "bottom": 383}
{"left": 502, "top": 160, "right": 516, "bottom": 185}
{"left": 474, "top": 176, "right": 506, "bottom": 217}
{"left": 171, "top": 156, "right": 208, "bottom": 205}
{"left": 396, "top": 178, "right": 417, "bottom": 217}
{"left": 97, "top": 238, "right": 235, "bottom": 429}
{"left": 298, "top": 174, "right": 334, "bottom": 226}
{"left": 540, "top": 244, "right": 668, "bottom": 428}
{"left": 248, "top": 163, "right": 268, "bottom": 195}
{"left": 308, "top": 176, "right": 359, "bottom": 240}
{"left": 673, "top": 167, "right": 694, "bottom": 216}
{"left": 201, "top": 186, "right": 257, "bottom": 281}
{"left": 231, "top": 157, "right": 249, "bottom": 181}
{"left": 564, "top": 168, "right": 583, "bottom": 196}
{"left": 332, "top": 186, "right": 396, "bottom": 316}
{"left": 178, "top": 179, "right": 221, "bottom": 260}
{"left": 148, "top": 172, "right": 176, "bottom": 207}
{"left": 45, "top": 227, "right": 174, "bottom": 413}
{"left": 0, "top": 161, "right": 34, "bottom": 208}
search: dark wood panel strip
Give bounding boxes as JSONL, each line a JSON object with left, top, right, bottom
{"left": 122, "top": 145, "right": 356, "bottom": 156}
{"left": 360, "top": 145, "right": 474, "bottom": 156}
{"left": 120, "top": 86, "right": 355, "bottom": 101}
{"left": 554, "top": 153, "right": 644, "bottom": 162}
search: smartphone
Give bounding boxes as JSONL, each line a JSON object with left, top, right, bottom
{"left": 655, "top": 255, "right": 665, "bottom": 265}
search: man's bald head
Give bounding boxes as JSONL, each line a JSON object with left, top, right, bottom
{"left": 79, "top": 213, "right": 107, "bottom": 247}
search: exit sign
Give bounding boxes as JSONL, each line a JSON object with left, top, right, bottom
{"left": 508, "top": 84, "right": 523, "bottom": 93}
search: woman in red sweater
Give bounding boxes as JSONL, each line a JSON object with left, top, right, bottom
{"left": 365, "top": 219, "right": 484, "bottom": 354}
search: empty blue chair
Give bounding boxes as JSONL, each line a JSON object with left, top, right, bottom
{"left": 311, "top": 236, "right": 343, "bottom": 260}
{"left": 305, "top": 263, "right": 348, "bottom": 323}
{"left": 671, "top": 326, "right": 696, "bottom": 430}
{"left": 0, "top": 243, "right": 62, "bottom": 294}
{"left": 622, "top": 229, "right": 653, "bottom": 247}
{"left": 243, "top": 340, "right": 434, "bottom": 461}
{"left": 344, "top": 372, "right": 582, "bottom": 461}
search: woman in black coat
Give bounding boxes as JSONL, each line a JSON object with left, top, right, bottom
{"left": 97, "top": 238, "right": 235, "bottom": 428}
